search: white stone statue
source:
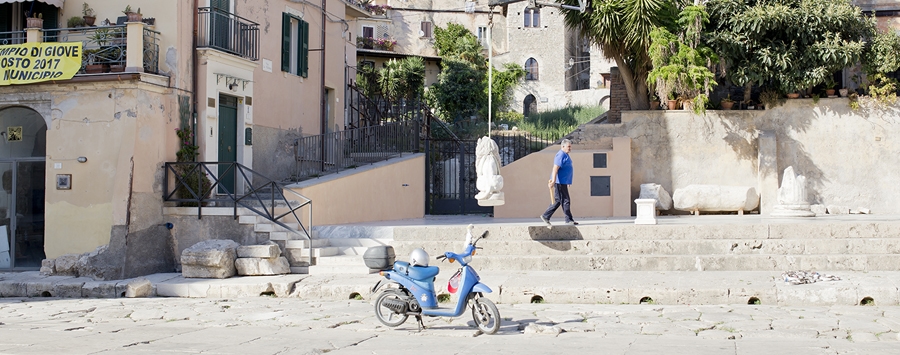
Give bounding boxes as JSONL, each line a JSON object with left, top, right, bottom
{"left": 474, "top": 136, "right": 505, "bottom": 206}
{"left": 770, "top": 166, "right": 815, "bottom": 217}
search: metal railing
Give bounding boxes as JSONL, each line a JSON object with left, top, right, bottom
{"left": 143, "top": 27, "right": 160, "bottom": 73}
{"left": 163, "top": 162, "right": 312, "bottom": 244}
{"left": 0, "top": 30, "right": 26, "bottom": 45}
{"left": 197, "top": 7, "right": 260, "bottom": 61}
{"left": 294, "top": 120, "right": 421, "bottom": 181}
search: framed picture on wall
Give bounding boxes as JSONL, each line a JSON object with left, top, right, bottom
{"left": 56, "top": 174, "right": 71, "bottom": 190}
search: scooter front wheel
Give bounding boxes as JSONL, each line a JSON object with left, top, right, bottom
{"left": 374, "top": 289, "right": 410, "bottom": 327}
{"left": 471, "top": 296, "right": 500, "bottom": 334}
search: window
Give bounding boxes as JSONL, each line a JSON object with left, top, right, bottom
{"left": 362, "top": 26, "right": 374, "bottom": 39}
{"left": 282, "top": 13, "right": 309, "bottom": 77}
{"left": 477, "top": 26, "right": 488, "bottom": 47}
{"left": 525, "top": 58, "right": 539, "bottom": 80}
{"left": 524, "top": 8, "right": 540, "bottom": 28}
{"left": 420, "top": 21, "right": 433, "bottom": 38}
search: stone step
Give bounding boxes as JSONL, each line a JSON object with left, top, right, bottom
{"left": 300, "top": 247, "right": 339, "bottom": 258}
{"left": 335, "top": 246, "right": 368, "bottom": 256}
{"left": 448, "top": 254, "right": 899, "bottom": 272}
{"left": 324, "top": 238, "right": 392, "bottom": 248}
{"left": 313, "top": 255, "right": 366, "bottom": 266}
{"left": 307, "top": 264, "right": 377, "bottom": 275}
{"left": 390, "top": 223, "right": 900, "bottom": 241}
{"left": 283, "top": 239, "right": 330, "bottom": 249}
{"left": 389, "top": 239, "right": 900, "bottom": 256}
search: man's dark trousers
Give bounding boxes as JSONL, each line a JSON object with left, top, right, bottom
{"left": 542, "top": 183, "right": 573, "bottom": 222}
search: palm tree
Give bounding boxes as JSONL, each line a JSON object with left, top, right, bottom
{"left": 560, "top": 0, "right": 685, "bottom": 111}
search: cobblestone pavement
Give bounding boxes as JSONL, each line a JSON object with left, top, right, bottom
{"left": 1, "top": 297, "right": 898, "bottom": 354}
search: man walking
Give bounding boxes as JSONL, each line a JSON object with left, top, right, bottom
{"left": 541, "top": 139, "right": 577, "bottom": 227}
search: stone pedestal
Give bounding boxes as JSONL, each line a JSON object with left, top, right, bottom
{"left": 634, "top": 199, "right": 658, "bottom": 225}
{"left": 770, "top": 166, "right": 815, "bottom": 218}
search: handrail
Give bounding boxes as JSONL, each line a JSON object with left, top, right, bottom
{"left": 197, "top": 7, "right": 260, "bottom": 61}
{"left": 163, "top": 162, "right": 312, "bottom": 246}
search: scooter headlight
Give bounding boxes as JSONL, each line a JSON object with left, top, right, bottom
{"left": 448, "top": 258, "right": 455, "bottom": 263}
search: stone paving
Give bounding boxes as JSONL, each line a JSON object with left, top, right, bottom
{"left": 1, "top": 296, "right": 898, "bottom": 354}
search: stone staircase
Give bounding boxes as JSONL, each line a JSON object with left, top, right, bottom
{"left": 385, "top": 220, "right": 900, "bottom": 272}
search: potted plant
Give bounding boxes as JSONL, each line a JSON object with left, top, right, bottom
{"left": 823, "top": 77, "right": 837, "bottom": 97}
{"left": 67, "top": 16, "right": 86, "bottom": 29}
{"left": 25, "top": 12, "right": 43, "bottom": 29}
{"left": 720, "top": 95, "right": 734, "bottom": 110}
{"left": 649, "top": 95, "right": 660, "bottom": 110}
{"left": 839, "top": 87, "right": 849, "bottom": 97}
{"left": 786, "top": 92, "right": 800, "bottom": 99}
{"left": 666, "top": 93, "right": 678, "bottom": 110}
{"left": 123, "top": 5, "right": 142, "bottom": 22}
{"left": 83, "top": 3, "right": 96, "bottom": 26}
{"left": 82, "top": 49, "right": 104, "bottom": 73}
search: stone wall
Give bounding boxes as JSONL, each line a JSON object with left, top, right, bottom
{"left": 571, "top": 98, "right": 900, "bottom": 214}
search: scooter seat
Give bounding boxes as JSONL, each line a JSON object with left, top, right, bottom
{"left": 393, "top": 261, "right": 440, "bottom": 281}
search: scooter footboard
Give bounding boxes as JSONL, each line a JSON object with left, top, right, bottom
{"left": 472, "top": 282, "right": 493, "bottom": 294}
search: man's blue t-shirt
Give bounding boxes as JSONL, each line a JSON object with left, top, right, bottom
{"left": 553, "top": 150, "right": 573, "bottom": 185}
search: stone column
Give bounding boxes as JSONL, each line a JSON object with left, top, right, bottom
{"left": 757, "top": 130, "right": 778, "bottom": 215}
{"left": 608, "top": 67, "right": 630, "bottom": 124}
{"left": 26, "top": 28, "right": 42, "bottom": 43}
{"left": 125, "top": 21, "right": 146, "bottom": 73}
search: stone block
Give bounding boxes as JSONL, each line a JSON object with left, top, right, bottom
{"left": 673, "top": 185, "right": 759, "bottom": 214}
{"left": 181, "top": 239, "right": 239, "bottom": 279}
{"left": 54, "top": 254, "right": 81, "bottom": 276}
{"left": 237, "top": 244, "right": 281, "bottom": 258}
{"left": 0, "top": 280, "right": 27, "bottom": 297}
{"left": 810, "top": 204, "right": 827, "bottom": 215}
{"left": 235, "top": 257, "right": 291, "bottom": 276}
{"left": 82, "top": 281, "right": 118, "bottom": 298}
{"left": 40, "top": 259, "right": 55, "bottom": 276}
{"left": 827, "top": 205, "right": 849, "bottom": 214}
{"left": 639, "top": 183, "right": 673, "bottom": 210}
{"left": 125, "top": 278, "right": 153, "bottom": 298}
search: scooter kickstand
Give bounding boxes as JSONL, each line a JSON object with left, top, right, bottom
{"left": 415, "top": 315, "right": 426, "bottom": 331}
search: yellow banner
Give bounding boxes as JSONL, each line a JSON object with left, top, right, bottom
{"left": 0, "top": 42, "right": 83, "bottom": 86}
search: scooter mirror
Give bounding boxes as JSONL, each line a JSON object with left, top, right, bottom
{"left": 481, "top": 231, "right": 489, "bottom": 239}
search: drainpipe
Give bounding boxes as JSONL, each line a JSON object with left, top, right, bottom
{"left": 319, "top": 0, "right": 327, "bottom": 172}
{"left": 192, "top": 0, "right": 199, "bottom": 156}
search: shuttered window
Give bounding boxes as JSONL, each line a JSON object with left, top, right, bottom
{"left": 281, "top": 13, "right": 309, "bottom": 78}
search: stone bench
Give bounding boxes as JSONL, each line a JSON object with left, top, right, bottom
{"left": 673, "top": 185, "right": 759, "bottom": 215}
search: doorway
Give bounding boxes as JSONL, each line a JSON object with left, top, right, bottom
{"left": 0, "top": 107, "right": 46, "bottom": 270}
{"left": 217, "top": 95, "right": 238, "bottom": 195}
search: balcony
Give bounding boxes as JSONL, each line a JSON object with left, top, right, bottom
{"left": 0, "top": 23, "right": 161, "bottom": 76}
{"left": 197, "top": 7, "right": 259, "bottom": 61}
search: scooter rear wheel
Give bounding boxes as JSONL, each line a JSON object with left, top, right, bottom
{"left": 374, "top": 289, "right": 409, "bottom": 327}
{"left": 471, "top": 296, "right": 500, "bottom": 334}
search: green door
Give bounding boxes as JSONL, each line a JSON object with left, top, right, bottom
{"left": 210, "top": 0, "right": 231, "bottom": 51}
{"left": 217, "top": 95, "right": 238, "bottom": 195}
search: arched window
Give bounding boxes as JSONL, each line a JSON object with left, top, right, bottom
{"left": 525, "top": 58, "right": 539, "bottom": 80}
{"left": 524, "top": 8, "right": 540, "bottom": 28}
{"left": 523, "top": 95, "right": 537, "bottom": 117}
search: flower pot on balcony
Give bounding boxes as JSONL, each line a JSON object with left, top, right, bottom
{"left": 109, "top": 64, "right": 125, "bottom": 72}
{"left": 667, "top": 100, "right": 678, "bottom": 110}
{"left": 838, "top": 88, "right": 849, "bottom": 97}
{"left": 84, "top": 64, "right": 105, "bottom": 74}
{"left": 825, "top": 89, "right": 836, "bottom": 97}
{"left": 83, "top": 15, "right": 96, "bottom": 26}
{"left": 650, "top": 100, "right": 660, "bottom": 110}
{"left": 126, "top": 12, "right": 142, "bottom": 23}
{"left": 786, "top": 93, "right": 800, "bottom": 99}
{"left": 26, "top": 17, "right": 43, "bottom": 29}
{"left": 720, "top": 101, "right": 734, "bottom": 110}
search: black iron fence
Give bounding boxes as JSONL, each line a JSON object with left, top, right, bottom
{"left": 0, "top": 30, "right": 25, "bottom": 46}
{"left": 294, "top": 121, "right": 421, "bottom": 181}
{"left": 163, "top": 161, "right": 312, "bottom": 242}
{"left": 37, "top": 25, "right": 161, "bottom": 75}
{"left": 197, "top": 7, "right": 260, "bottom": 61}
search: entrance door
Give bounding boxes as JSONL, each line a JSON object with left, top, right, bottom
{"left": 217, "top": 95, "right": 238, "bottom": 195}
{"left": 0, "top": 107, "right": 46, "bottom": 270}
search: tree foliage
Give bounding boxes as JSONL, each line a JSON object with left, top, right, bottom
{"left": 561, "top": 0, "right": 686, "bottom": 110}
{"left": 705, "top": 0, "right": 871, "bottom": 95}
{"left": 432, "top": 59, "right": 486, "bottom": 121}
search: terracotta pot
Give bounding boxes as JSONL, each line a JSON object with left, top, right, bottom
{"left": 84, "top": 64, "right": 105, "bottom": 74}
{"left": 667, "top": 100, "right": 678, "bottom": 110}
{"left": 26, "top": 18, "right": 43, "bottom": 29}
{"left": 825, "top": 89, "right": 836, "bottom": 97}
{"left": 786, "top": 93, "right": 800, "bottom": 99}
{"left": 721, "top": 101, "right": 734, "bottom": 110}
{"left": 109, "top": 64, "right": 125, "bottom": 72}
{"left": 83, "top": 16, "right": 96, "bottom": 26}
{"left": 650, "top": 101, "right": 660, "bottom": 110}
{"left": 126, "top": 12, "right": 143, "bottom": 23}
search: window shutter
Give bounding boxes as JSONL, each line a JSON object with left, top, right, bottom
{"left": 281, "top": 13, "right": 291, "bottom": 72}
{"left": 0, "top": 3, "right": 13, "bottom": 32}
{"left": 300, "top": 19, "right": 309, "bottom": 78}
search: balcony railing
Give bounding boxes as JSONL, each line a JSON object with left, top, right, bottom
{"left": 197, "top": 7, "right": 260, "bottom": 61}
{"left": 17, "top": 25, "right": 161, "bottom": 75}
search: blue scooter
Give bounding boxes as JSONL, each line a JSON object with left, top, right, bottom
{"left": 370, "top": 229, "right": 500, "bottom": 334}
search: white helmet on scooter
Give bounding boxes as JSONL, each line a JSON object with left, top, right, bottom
{"left": 409, "top": 248, "right": 429, "bottom": 267}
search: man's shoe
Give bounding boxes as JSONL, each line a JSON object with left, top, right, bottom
{"left": 540, "top": 215, "right": 552, "bottom": 229}
{"left": 565, "top": 221, "right": 579, "bottom": 225}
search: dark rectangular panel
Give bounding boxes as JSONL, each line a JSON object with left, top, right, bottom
{"left": 593, "top": 153, "right": 607, "bottom": 168}
{"left": 590, "top": 176, "right": 611, "bottom": 196}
